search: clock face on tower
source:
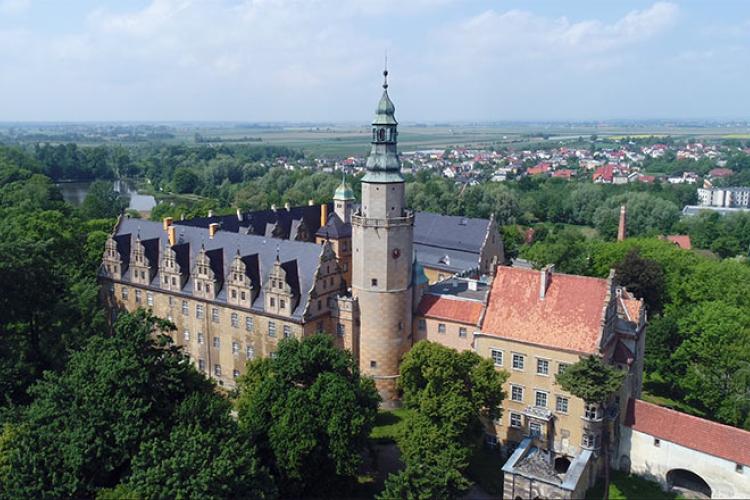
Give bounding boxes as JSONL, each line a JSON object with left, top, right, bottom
{"left": 392, "top": 248, "right": 401, "bottom": 259}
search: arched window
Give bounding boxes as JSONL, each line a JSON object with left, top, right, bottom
{"left": 378, "top": 128, "right": 386, "bottom": 141}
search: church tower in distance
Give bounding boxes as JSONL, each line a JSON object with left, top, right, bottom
{"left": 352, "top": 68, "right": 414, "bottom": 402}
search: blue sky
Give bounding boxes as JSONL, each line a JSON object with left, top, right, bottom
{"left": 1, "top": 0, "right": 749, "bottom": 121}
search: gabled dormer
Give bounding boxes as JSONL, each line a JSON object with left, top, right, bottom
{"left": 226, "top": 251, "right": 260, "bottom": 308}
{"left": 265, "top": 257, "right": 300, "bottom": 316}
{"left": 130, "top": 235, "right": 159, "bottom": 286}
{"left": 307, "top": 243, "right": 344, "bottom": 316}
{"left": 159, "top": 242, "right": 189, "bottom": 292}
{"left": 192, "top": 246, "right": 224, "bottom": 300}
{"left": 102, "top": 234, "right": 128, "bottom": 280}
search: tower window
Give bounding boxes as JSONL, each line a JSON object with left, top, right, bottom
{"left": 371, "top": 278, "right": 378, "bottom": 287}
{"left": 370, "top": 360, "right": 377, "bottom": 368}
{"left": 378, "top": 128, "right": 385, "bottom": 141}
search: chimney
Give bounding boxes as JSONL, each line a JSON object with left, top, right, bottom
{"left": 308, "top": 199, "right": 315, "bottom": 206}
{"left": 320, "top": 203, "right": 328, "bottom": 227}
{"left": 163, "top": 217, "right": 173, "bottom": 231}
{"left": 236, "top": 208, "right": 243, "bottom": 222}
{"left": 208, "top": 209, "right": 214, "bottom": 218}
{"left": 617, "top": 205, "right": 627, "bottom": 242}
{"left": 468, "top": 279, "right": 478, "bottom": 291}
{"left": 167, "top": 225, "right": 176, "bottom": 246}
{"left": 539, "top": 264, "right": 554, "bottom": 300}
{"left": 284, "top": 202, "right": 291, "bottom": 210}
{"left": 209, "top": 223, "right": 220, "bottom": 239}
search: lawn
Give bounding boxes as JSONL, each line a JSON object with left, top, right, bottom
{"left": 369, "top": 408, "right": 413, "bottom": 443}
{"left": 586, "top": 471, "right": 679, "bottom": 500}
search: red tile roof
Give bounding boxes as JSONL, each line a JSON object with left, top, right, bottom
{"left": 666, "top": 234, "right": 692, "bottom": 250}
{"left": 417, "top": 294, "right": 483, "bottom": 326}
{"left": 709, "top": 167, "right": 734, "bottom": 177}
{"left": 480, "top": 267, "right": 609, "bottom": 354}
{"left": 625, "top": 399, "right": 750, "bottom": 466}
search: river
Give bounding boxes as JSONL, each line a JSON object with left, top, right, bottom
{"left": 57, "top": 179, "right": 157, "bottom": 213}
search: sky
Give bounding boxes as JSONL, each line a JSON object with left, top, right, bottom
{"left": 1, "top": 0, "right": 750, "bottom": 122}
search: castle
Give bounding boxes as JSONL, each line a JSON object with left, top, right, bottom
{"left": 100, "top": 72, "right": 750, "bottom": 498}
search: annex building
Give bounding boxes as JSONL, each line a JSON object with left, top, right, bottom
{"left": 100, "top": 71, "right": 750, "bottom": 498}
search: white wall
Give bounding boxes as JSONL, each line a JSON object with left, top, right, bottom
{"left": 619, "top": 427, "right": 750, "bottom": 499}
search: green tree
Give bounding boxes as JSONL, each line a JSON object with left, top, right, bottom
{"left": 236, "top": 334, "right": 379, "bottom": 497}
{"left": 80, "top": 180, "right": 129, "bottom": 219}
{"left": 614, "top": 248, "right": 666, "bottom": 314}
{"left": 556, "top": 356, "right": 625, "bottom": 500}
{"left": 172, "top": 168, "right": 200, "bottom": 193}
{"left": 0, "top": 311, "right": 214, "bottom": 498}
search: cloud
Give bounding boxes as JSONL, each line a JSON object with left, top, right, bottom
{"left": 0, "top": 0, "right": 30, "bottom": 14}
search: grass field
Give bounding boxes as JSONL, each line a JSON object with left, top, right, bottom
{"left": 586, "top": 471, "right": 680, "bottom": 500}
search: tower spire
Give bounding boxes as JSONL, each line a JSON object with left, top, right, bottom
{"left": 383, "top": 51, "right": 388, "bottom": 90}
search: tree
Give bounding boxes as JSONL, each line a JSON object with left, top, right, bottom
{"left": 172, "top": 168, "right": 200, "bottom": 193}
{"left": 126, "top": 393, "right": 276, "bottom": 499}
{"left": 0, "top": 311, "right": 216, "bottom": 498}
{"left": 236, "top": 334, "right": 379, "bottom": 497}
{"left": 614, "top": 248, "right": 666, "bottom": 314}
{"left": 80, "top": 180, "right": 129, "bottom": 219}
{"left": 556, "top": 356, "right": 625, "bottom": 500}
{"left": 386, "top": 341, "right": 508, "bottom": 499}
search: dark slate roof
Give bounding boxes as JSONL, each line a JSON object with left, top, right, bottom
{"left": 316, "top": 213, "right": 352, "bottom": 239}
{"left": 414, "top": 212, "right": 490, "bottom": 254}
{"left": 175, "top": 203, "right": 331, "bottom": 242}
{"left": 115, "top": 218, "right": 323, "bottom": 319}
{"left": 414, "top": 243, "right": 480, "bottom": 274}
{"left": 114, "top": 233, "right": 131, "bottom": 270}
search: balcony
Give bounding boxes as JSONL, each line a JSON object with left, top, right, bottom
{"left": 351, "top": 211, "right": 414, "bottom": 228}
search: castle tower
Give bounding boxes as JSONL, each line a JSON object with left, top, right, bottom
{"left": 334, "top": 176, "right": 354, "bottom": 224}
{"left": 352, "top": 67, "right": 414, "bottom": 402}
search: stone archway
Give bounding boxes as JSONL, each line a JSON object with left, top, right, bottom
{"left": 666, "top": 469, "right": 712, "bottom": 498}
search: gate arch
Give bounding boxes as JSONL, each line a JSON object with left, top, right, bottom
{"left": 666, "top": 469, "right": 712, "bottom": 498}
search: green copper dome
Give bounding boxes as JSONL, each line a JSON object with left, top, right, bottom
{"left": 334, "top": 178, "right": 355, "bottom": 200}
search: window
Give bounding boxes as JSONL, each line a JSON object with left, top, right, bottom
{"left": 211, "top": 307, "right": 219, "bottom": 323}
{"left": 459, "top": 327, "right": 467, "bottom": 338}
{"left": 135, "top": 289, "right": 142, "bottom": 304}
{"left": 317, "top": 300, "right": 322, "bottom": 311}
{"left": 182, "top": 300, "right": 188, "bottom": 315}
{"left": 231, "top": 312, "right": 238, "bottom": 327}
{"left": 534, "top": 390, "right": 548, "bottom": 408}
{"left": 246, "top": 346, "right": 254, "bottom": 359}
{"left": 370, "top": 360, "right": 377, "bottom": 368}
{"left": 558, "top": 362, "right": 570, "bottom": 374}
{"left": 485, "top": 434, "right": 498, "bottom": 448}
{"left": 233, "top": 369, "right": 240, "bottom": 379}
{"left": 122, "top": 287, "right": 129, "bottom": 300}
{"left": 212, "top": 336, "right": 220, "bottom": 348}
{"left": 231, "top": 289, "right": 237, "bottom": 299}
{"left": 529, "top": 422, "right": 542, "bottom": 438}
{"left": 232, "top": 341, "right": 240, "bottom": 355}
{"left": 585, "top": 404, "right": 602, "bottom": 421}
{"left": 270, "top": 297, "right": 275, "bottom": 307}
{"left": 268, "top": 321, "right": 276, "bottom": 337}
{"left": 438, "top": 323, "right": 446, "bottom": 334}
{"left": 736, "top": 464, "right": 744, "bottom": 474}
{"left": 196, "top": 304, "right": 204, "bottom": 319}
{"left": 510, "top": 413, "right": 522, "bottom": 428}
{"left": 283, "top": 325, "right": 291, "bottom": 338}
{"left": 336, "top": 323, "right": 345, "bottom": 336}
{"left": 511, "top": 385, "right": 524, "bottom": 402}
{"left": 280, "top": 299, "right": 285, "bottom": 310}
{"left": 583, "top": 433, "right": 600, "bottom": 449}
{"left": 536, "top": 359, "right": 549, "bottom": 376}
{"left": 198, "top": 359, "right": 205, "bottom": 371}
{"left": 556, "top": 396, "right": 569, "bottom": 414}
{"left": 371, "top": 278, "right": 378, "bottom": 287}
{"left": 183, "top": 330, "right": 190, "bottom": 342}
{"left": 653, "top": 438, "right": 661, "bottom": 447}
{"left": 241, "top": 291, "right": 246, "bottom": 301}
{"left": 418, "top": 319, "right": 426, "bottom": 331}
{"left": 214, "top": 364, "right": 222, "bottom": 377}
{"left": 490, "top": 349, "right": 503, "bottom": 367}
{"left": 168, "top": 296, "right": 174, "bottom": 306}
{"left": 245, "top": 316, "right": 254, "bottom": 331}
{"left": 197, "top": 333, "right": 204, "bottom": 345}
{"left": 146, "top": 292, "right": 154, "bottom": 306}
{"left": 512, "top": 353, "right": 525, "bottom": 370}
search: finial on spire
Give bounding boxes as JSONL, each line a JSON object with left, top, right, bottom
{"left": 275, "top": 243, "right": 280, "bottom": 262}
{"left": 383, "top": 50, "right": 388, "bottom": 90}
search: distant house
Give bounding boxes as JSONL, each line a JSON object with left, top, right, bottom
{"left": 552, "top": 169, "right": 575, "bottom": 180}
{"left": 709, "top": 168, "right": 734, "bottom": 179}
{"left": 527, "top": 162, "right": 552, "bottom": 176}
{"left": 664, "top": 235, "right": 692, "bottom": 250}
